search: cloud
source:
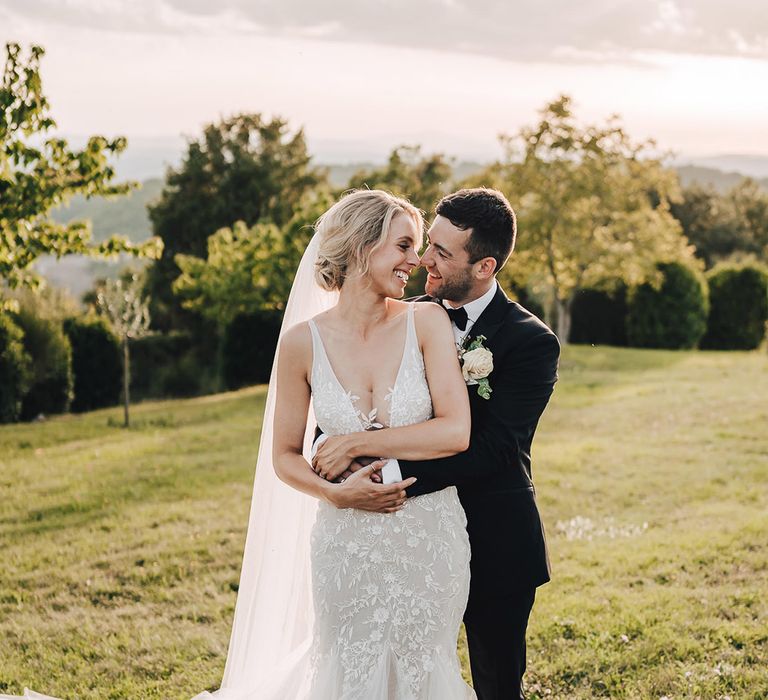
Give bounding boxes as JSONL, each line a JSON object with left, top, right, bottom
{"left": 3, "top": 0, "right": 767, "bottom": 62}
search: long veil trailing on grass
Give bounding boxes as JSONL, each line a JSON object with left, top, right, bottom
{"left": 195, "top": 232, "right": 339, "bottom": 699}
{"left": 0, "top": 235, "right": 337, "bottom": 700}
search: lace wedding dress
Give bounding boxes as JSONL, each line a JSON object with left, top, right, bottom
{"left": 303, "top": 302, "right": 474, "bottom": 699}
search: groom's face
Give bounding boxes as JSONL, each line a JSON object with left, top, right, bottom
{"left": 421, "top": 215, "right": 475, "bottom": 302}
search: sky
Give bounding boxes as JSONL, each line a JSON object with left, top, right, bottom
{"left": 2, "top": 0, "right": 768, "bottom": 174}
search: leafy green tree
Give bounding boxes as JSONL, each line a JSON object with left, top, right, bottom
{"left": 727, "top": 179, "right": 768, "bottom": 260}
{"left": 0, "top": 43, "right": 162, "bottom": 299}
{"left": 146, "top": 113, "right": 327, "bottom": 330}
{"left": 173, "top": 193, "right": 332, "bottom": 328}
{"left": 172, "top": 192, "right": 333, "bottom": 389}
{"left": 96, "top": 275, "right": 151, "bottom": 427}
{"left": 348, "top": 145, "right": 453, "bottom": 214}
{"left": 672, "top": 179, "right": 768, "bottom": 268}
{"left": 466, "top": 96, "right": 691, "bottom": 341}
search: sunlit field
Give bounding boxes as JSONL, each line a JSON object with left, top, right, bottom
{"left": 1, "top": 346, "right": 766, "bottom": 699}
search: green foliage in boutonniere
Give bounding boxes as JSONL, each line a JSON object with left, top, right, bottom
{"left": 459, "top": 335, "right": 493, "bottom": 400}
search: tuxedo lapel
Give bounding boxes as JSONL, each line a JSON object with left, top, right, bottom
{"left": 465, "top": 284, "right": 509, "bottom": 347}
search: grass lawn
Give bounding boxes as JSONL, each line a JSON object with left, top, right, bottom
{"left": 1, "top": 346, "right": 766, "bottom": 699}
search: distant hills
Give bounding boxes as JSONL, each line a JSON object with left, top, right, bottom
{"left": 37, "top": 160, "right": 766, "bottom": 300}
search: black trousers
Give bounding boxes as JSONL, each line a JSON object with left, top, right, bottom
{"left": 463, "top": 587, "right": 537, "bottom": 700}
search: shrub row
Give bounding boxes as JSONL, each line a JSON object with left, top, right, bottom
{"left": 569, "top": 261, "right": 768, "bottom": 350}
{"left": 0, "top": 311, "right": 123, "bottom": 423}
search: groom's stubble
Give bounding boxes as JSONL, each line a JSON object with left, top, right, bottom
{"left": 423, "top": 263, "right": 475, "bottom": 304}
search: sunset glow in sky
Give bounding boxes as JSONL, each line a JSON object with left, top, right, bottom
{"left": 2, "top": 0, "right": 767, "bottom": 163}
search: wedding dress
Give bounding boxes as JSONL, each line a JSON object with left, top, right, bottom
{"left": 200, "top": 303, "right": 474, "bottom": 699}
{"left": 302, "top": 302, "right": 474, "bottom": 699}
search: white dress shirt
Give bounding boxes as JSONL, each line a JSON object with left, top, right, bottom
{"left": 381, "top": 282, "right": 498, "bottom": 484}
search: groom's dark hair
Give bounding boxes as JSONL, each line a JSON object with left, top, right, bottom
{"left": 436, "top": 188, "right": 516, "bottom": 273}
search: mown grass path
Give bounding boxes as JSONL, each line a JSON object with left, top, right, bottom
{"left": 1, "top": 347, "right": 766, "bottom": 699}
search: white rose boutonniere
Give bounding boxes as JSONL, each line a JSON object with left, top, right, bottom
{"left": 459, "top": 335, "right": 493, "bottom": 399}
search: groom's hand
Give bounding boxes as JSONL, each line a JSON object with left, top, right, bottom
{"left": 326, "top": 464, "right": 415, "bottom": 513}
{"left": 334, "top": 458, "right": 383, "bottom": 484}
{"left": 312, "top": 434, "right": 358, "bottom": 482}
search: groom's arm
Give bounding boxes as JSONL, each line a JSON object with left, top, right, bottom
{"left": 400, "top": 329, "right": 560, "bottom": 497}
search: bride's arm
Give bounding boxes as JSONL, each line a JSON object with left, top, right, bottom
{"left": 312, "top": 304, "right": 470, "bottom": 479}
{"left": 273, "top": 323, "right": 415, "bottom": 511}
{"left": 272, "top": 323, "right": 334, "bottom": 500}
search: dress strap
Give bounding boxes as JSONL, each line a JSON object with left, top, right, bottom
{"left": 307, "top": 318, "right": 328, "bottom": 377}
{"left": 405, "top": 302, "right": 417, "bottom": 352}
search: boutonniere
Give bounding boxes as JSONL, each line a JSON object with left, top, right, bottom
{"left": 459, "top": 335, "right": 493, "bottom": 400}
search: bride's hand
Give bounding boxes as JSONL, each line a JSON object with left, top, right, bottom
{"left": 312, "top": 435, "right": 360, "bottom": 481}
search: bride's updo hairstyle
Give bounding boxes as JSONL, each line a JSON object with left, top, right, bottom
{"left": 314, "top": 189, "right": 422, "bottom": 291}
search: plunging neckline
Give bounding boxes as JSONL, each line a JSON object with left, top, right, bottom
{"left": 309, "top": 305, "right": 414, "bottom": 430}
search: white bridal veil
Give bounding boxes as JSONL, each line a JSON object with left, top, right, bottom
{"left": 0, "top": 234, "right": 337, "bottom": 700}
{"left": 198, "top": 232, "right": 338, "bottom": 698}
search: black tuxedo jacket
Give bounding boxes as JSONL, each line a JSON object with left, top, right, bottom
{"left": 401, "top": 284, "right": 560, "bottom": 597}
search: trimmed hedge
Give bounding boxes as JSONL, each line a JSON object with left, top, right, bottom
{"left": 13, "top": 308, "right": 73, "bottom": 420}
{"left": 627, "top": 262, "right": 709, "bottom": 349}
{"left": 569, "top": 285, "right": 628, "bottom": 346}
{"left": 63, "top": 317, "right": 123, "bottom": 412}
{"left": 701, "top": 263, "right": 768, "bottom": 350}
{"left": 0, "top": 313, "right": 32, "bottom": 423}
{"left": 130, "top": 332, "right": 214, "bottom": 399}
{"left": 222, "top": 310, "right": 283, "bottom": 389}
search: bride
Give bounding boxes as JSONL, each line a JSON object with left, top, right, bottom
{"left": 265, "top": 189, "right": 474, "bottom": 699}
{"left": 0, "top": 190, "right": 473, "bottom": 700}
{"left": 206, "top": 189, "right": 474, "bottom": 700}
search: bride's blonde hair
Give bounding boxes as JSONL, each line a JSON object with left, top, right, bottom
{"left": 314, "top": 190, "right": 423, "bottom": 291}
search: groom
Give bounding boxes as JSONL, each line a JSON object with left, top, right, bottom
{"left": 373, "top": 188, "right": 559, "bottom": 699}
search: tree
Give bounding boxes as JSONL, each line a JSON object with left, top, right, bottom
{"left": 172, "top": 192, "right": 332, "bottom": 386}
{"left": 466, "top": 96, "right": 692, "bottom": 341}
{"left": 727, "top": 179, "right": 768, "bottom": 261}
{"left": 672, "top": 179, "right": 768, "bottom": 268}
{"left": 0, "top": 43, "right": 161, "bottom": 299}
{"left": 146, "top": 113, "right": 327, "bottom": 330}
{"left": 348, "top": 145, "right": 453, "bottom": 214}
{"left": 96, "top": 275, "right": 151, "bottom": 427}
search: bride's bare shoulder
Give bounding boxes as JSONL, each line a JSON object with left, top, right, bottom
{"left": 280, "top": 321, "right": 313, "bottom": 361}
{"left": 413, "top": 300, "right": 450, "bottom": 326}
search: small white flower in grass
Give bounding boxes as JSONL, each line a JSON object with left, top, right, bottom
{"left": 620, "top": 634, "right": 629, "bottom": 643}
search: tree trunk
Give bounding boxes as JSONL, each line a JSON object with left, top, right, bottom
{"left": 122, "top": 335, "right": 130, "bottom": 428}
{"left": 555, "top": 298, "right": 572, "bottom": 345}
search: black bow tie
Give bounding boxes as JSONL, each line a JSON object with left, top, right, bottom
{"left": 445, "top": 306, "right": 468, "bottom": 331}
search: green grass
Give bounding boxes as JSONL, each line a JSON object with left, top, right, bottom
{"left": 1, "top": 347, "right": 766, "bottom": 699}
